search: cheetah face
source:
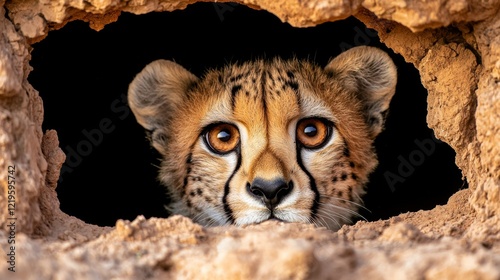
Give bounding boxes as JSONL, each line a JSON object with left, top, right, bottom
{"left": 128, "top": 46, "right": 397, "bottom": 230}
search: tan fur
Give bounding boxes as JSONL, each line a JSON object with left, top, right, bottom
{"left": 128, "top": 46, "right": 397, "bottom": 230}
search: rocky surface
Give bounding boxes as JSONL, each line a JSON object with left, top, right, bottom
{"left": 1, "top": 190, "right": 500, "bottom": 279}
{"left": 0, "top": 0, "right": 500, "bottom": 279}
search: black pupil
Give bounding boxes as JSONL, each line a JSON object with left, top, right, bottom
{"left": 217, "top": 130, "right": 231, "bottom": 142}
{"left": 304, "top": 125, "right": 317, "bottom": 137}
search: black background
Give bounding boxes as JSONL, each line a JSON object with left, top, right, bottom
{"left": 28, "top": 2, "right": 466, "bottom": 227}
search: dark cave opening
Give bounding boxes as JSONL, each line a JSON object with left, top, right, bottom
{"left": 28, "top": 2, "right": 466, "bottom": 227}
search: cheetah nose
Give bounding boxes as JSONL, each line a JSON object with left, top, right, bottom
{"left": 247, "top": 178, "right": 293, "bottom": 209}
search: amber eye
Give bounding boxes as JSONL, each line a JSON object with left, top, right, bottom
{"left": 204, "top": 123, "right": 240, "bottom": 154}
{"left": 296, "top": 118, "right": 332, "bottom": 149}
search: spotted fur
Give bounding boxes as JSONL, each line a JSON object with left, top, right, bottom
{"left": 128, "top": 46, "right": 397, "bottom": 230}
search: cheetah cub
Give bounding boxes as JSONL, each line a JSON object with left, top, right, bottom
{"left": 128, "top": 46, "right": 397, "bottom": 230}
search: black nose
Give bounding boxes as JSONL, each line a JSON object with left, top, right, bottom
{"left": 247, "top": 178, "right": 293, "bottom": 209}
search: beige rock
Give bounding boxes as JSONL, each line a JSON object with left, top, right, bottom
{"left": 0, "top": 0, "right": 500, "bottom": 279}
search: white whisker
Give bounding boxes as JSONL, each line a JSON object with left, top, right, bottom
{"left": 316, "top": 200, "right": 368, "bottom": 223}
{"left": 190, "top": 204, "right": 230, "bottom": 227}
{"left": 315, "top": 208, "right": 342, "bottom": 229}
{"left": 314, "top": 213, "right": 330, "bottom": 228}
{"left": 319, "top": 194, "right": 371, "bottom": 213}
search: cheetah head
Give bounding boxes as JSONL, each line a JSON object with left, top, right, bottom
{"left": 128, "top": 46, "right": 397, "bottom": 230}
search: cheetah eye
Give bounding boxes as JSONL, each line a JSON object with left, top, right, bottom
{"left": 203, "top": 123, "right": 240, "bottom": 154}
{"left": 296, "top": 118, "right": 332, "bottom": 149}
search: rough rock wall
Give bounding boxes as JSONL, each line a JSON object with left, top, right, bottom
{"left": 0, "top": 4, "right": 46, "bottom": 236}
{"left": 0, "top": 0, "right": 499, "bottom": 279}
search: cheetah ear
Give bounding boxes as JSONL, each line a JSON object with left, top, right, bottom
{"left": 325, "top": 46, "right": 397, "bottom": 137}
{"left": 128, "top": 60, "right": 198, "bottom": 152}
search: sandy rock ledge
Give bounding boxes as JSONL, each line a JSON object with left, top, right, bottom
{"left": 1, "top": 0, "right": 500, "bottom": 279}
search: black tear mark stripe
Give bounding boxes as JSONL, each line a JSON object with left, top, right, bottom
{"left": 295, "top": 144, "right": 320, "bottom": 219}
{"left": 222, "top": 147, "right": 241, "bottom": 224}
